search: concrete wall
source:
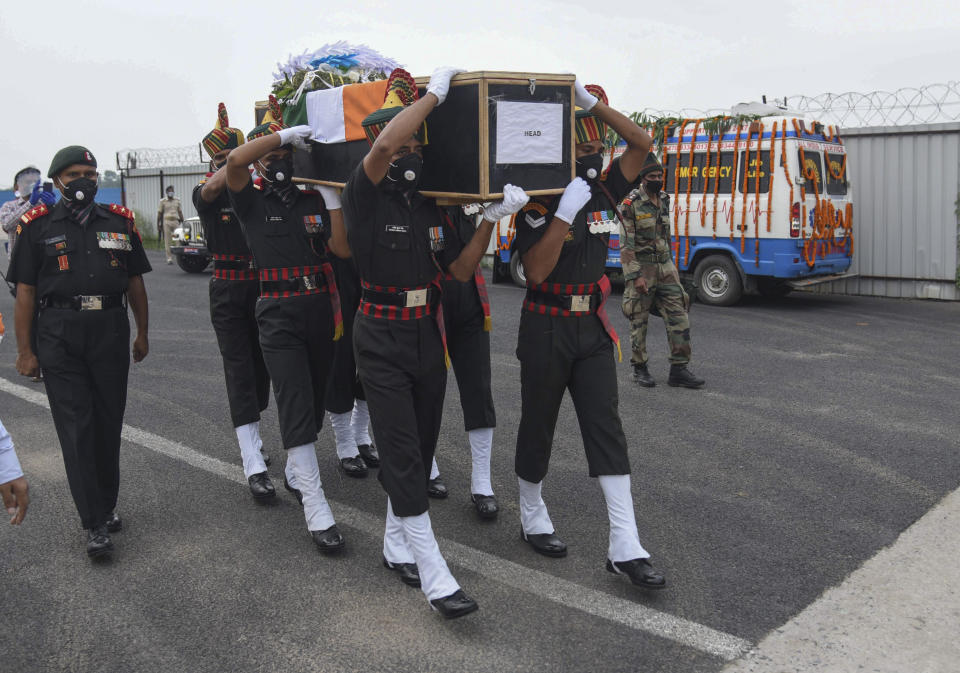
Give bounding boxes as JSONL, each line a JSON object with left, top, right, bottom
{"left": 820, "top": 122, "right": 960, "bottom": 300}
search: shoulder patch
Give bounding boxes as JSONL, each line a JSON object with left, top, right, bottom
{"left": 20, "top": 204, "right": 49, "bottom": 226}
{"left": 109, "top": 204, "right": 135, "bottom": 221}
{"left": 520, "top": 201, "right": 549, "bottom": 229}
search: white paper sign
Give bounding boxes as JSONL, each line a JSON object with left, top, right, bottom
{"left": 495, "top": 101, "right": 563, "bottom": 165}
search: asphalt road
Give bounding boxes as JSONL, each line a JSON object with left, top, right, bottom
{"left": 2, "top": 248, "right": 959, "bottom": 673}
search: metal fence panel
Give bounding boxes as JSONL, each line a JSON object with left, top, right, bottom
{"left": 123, "top": 165, "right": 208, "bottom": 226}
{"left": 820, "top": 122, "right": 960, "bottom": 300}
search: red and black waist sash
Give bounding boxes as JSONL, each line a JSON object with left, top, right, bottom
{"left": 212, "top": 253, "right": 257, "bottom": 281}
{"left": 359, "top": 273, "right": 450, "bottom": 367}
{"left": 258, "top": 264, "right": 343, "bottom": 340}
{"left": 523, "top": 275, "right": 621, "bottom": 360}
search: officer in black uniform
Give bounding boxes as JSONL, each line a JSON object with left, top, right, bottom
{"left": 8, "top": 145, "right": 150, "bottom": 558}
{"left": 428, "top": 205, "right": 498, "bottom": 519}
{"left": 225, "top": 97, "right": 350, "bottom": 553}
{"left": 512, "top": 82, "right": 666, "bottom": 589}
{"left": 343, "top": 67, "right": 528, "bottom": 618}
{"left": 323, "top": 254, "right": 377, "bottom": 477}
{"left": 194, "top": 103, "right": 275, "bottom": 500}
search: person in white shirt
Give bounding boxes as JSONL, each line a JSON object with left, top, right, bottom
{"left": 0, "top": 418, "right": 29, "bottom": 525}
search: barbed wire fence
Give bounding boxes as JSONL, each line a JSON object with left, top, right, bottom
{"left": 116, "top": 145, "right": 205, "bottom": 170}
{"left": 631, "top": 82, "right": 960, "bottom": 129}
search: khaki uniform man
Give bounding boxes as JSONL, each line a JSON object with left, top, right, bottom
{"left": 618, "top": 154, "right": 704, "bottom": 389}
{"left": 157, "top": 187, "right": 183, "bottom": 264}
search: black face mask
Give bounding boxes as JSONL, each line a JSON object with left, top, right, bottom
{"left": 60, "top": 177, "right": 98, "bottom": 203}
{"left": 644, "top": 179, "right": 663, "bottom": 194}
{"left": 576, "top": 153, "right": 604, "bottom": 181}
{"left": 386, "top": 153, "right": 423, "bottom": 190}
{"left": 262, "top": 157, "right": 293, "bottom": 185}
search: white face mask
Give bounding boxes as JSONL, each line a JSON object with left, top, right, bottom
{"left": 16, "top": 174, "right": 39, "bottom": 197}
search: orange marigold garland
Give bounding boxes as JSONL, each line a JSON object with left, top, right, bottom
{"left": 672, "top": 120, "right": 688, "bottom": 247}
{"left": 729, "top": 123, "right": 742, "bottom": 242}
{"left": 683, "top": 119, "right": 701, "bottom": 266}
{"left": 701, "top": 125, "right": 713, "bottom": 234}
{"left": 739, "top": 124, "right": 753, "bottom": 254}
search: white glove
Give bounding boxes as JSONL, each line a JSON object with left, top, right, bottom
{"left": 574, "top": 80, "right": 598, "bottom": 111}
{"left": 318, "top": 185, "right": 341, "bottom": 210}
{"left": 482, "top": 184, "right": 530, "bottom": 223}
{"left": 426, "top": 67, "right": 464, "bottom": 105}
{"left": 277, "top": 125, "right": 312, "bottom": 149}
{"left": 554, "top": 177, "right": 592, "bottom": 224}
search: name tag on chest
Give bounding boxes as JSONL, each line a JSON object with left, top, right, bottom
{"left": 97, "top": 232, "right": 132, "bottom": 251}
{"left": 586, "top": 210, "right": 618, "bottom": 235}
{"left": 385, "top": 224, "right": 409, "bottom": 234}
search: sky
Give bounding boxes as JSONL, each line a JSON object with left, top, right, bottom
{"left": 1, "top": 0, "right": 958, "bottom": 187}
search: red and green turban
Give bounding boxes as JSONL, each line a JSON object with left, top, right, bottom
{"left": 574, "top": 84, "right": 609, "bottom": 145}
{"left": 361, "top": 68, "right": 428, "bottom": 146}
{"left": 202, "top": 103, "right": 245, "bottom": 157}
{"left": 247, "top": 95, "right": 286, "bottom": 141}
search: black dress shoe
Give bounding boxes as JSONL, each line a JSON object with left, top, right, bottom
{"left": 382, "top": 556, "right": 421, "bottom": 587}
{"left": 248, "top": 472, "right": 276, "bottom": 500}
{"left": 284, "top": 477, "right": 303, "bottom": 506}
{"left": 667, "top": 364, "right": 705, "bottom": 389}
{"left": 470, "top": 494, "right": 499, "bottom": 520}
{"left": 260, "top": 448, "right": 272, "bottom": 467}
{"left": 339, "top": 455, "right": 368, "bottom": 478}
{"left": 357, "top": 443, "right": 380, "bottom": 468}
{"left": 632, "top": 363, "right": 656, "bottom": 387}
{"left": 520, "top": 527, "right": 568, "bottom": 557}
{"left": 105, "top": 512, "right": 123, "bottom": 533}
{"left": 311, "top": 525, "right": 345, "bottom": 553}
{"left": 606, "top": 558, "right": 666, "bottom": 589}
{"left": 86, "top": 525, "right": 114, "bottom": 558}
{"left": 430, "top": 589, "right": 478, "bottom": 619}
{"left": 427, "top": 476, "right": 448, "bottom": 499}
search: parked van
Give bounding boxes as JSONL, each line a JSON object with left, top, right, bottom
{"left": 493, "top": 111, "right": 855, "bottom": 305}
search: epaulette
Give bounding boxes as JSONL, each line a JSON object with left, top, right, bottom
{"left": 20, "top": 203, "right": 49, "bottom": 226}
{"left": 108, "top": 203, "right": 135, "bottom": 221}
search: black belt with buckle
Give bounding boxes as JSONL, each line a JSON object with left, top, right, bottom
{"left": 259, "top": 272, "right": 326, "bottom": 293}
{"left": 213, "top": 259, "right": 254, "bottom": 271}
{"left": 361, "top": 287, "right": 438, "bottom": 308}
{"left": 41, "top": 293, "right": 125, "bottom": 311}
{"left": 526, "top": 289, "right": 598, "bottom": 312}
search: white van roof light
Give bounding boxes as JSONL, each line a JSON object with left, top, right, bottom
{"left": 730, "top": 101, "right": 802, "bottom": 117}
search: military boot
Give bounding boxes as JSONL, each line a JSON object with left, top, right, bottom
{"left": 667, "top": 364, "right": 705, "bottom": 389}
{"left": 632, "top": 363, "right": 655, "bottom": 387}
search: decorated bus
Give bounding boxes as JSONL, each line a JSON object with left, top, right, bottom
{"left": 493, "top": 108, "right": 855, "bottom": 305}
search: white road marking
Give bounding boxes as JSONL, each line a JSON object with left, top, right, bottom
{"left": 1, "top": 375, "right": 752, "bottom": 661}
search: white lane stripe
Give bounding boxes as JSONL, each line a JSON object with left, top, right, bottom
{"left": 1, "top": 375, "right": 752, "bottom": 661}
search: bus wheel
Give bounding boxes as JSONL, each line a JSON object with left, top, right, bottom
{"left": 757, "top": 278, "right": 793, "bottom": 299}
{"left": 509, "top": 253, "right": 527, "bottom": 288}
{"left": 694, "top": 255, "right": 742, "bottom": 306}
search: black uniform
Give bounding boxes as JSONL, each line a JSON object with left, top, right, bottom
{"left": 228, "top": 180, "right": 336, "bottom": 449}
{"left": 324, "top": 255, "right": 364, "bottom": 415}
{"left": 513, "top": 159, "right": 633, "bottom": 483}
{"left": 440, "top": 208, "right": 495, "bottom": 432}
{"left": 193, "top": 180, "right": 270, "bottom": 428}
{"left": 6, "top": 200, "right": 151, "bottom": 530}
{"left": 342, "top": 164, "right": 459, "bottom": 517}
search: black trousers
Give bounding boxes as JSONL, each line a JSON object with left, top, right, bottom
{"left": 514, "top": 311, "right": 630, "bottom": 483}
{"left": 355, "top": 314, "right": 446, "bottom": 517}
{"left": 442, "top": 279, "right": 495, "bottom": 431}
{"left": 37, "top": 306, "right": 129, "bottom": 530}
{"left": 325, "top": 258, "right": 364, "bottom": 414}
{"left": 255, "top": 293, "right": 333, "bottom": 449}
{"left": 209, "top": 278, "right": 269, "bottom": 428}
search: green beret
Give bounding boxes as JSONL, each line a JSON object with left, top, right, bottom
{"left": 637, "top": 152, "right": 663, "bottom": 179}
{"left": 48, "top": 146, "right": 97, "bottom": 179}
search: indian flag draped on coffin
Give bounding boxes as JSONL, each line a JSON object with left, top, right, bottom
{"left": 270, "top": 43, "right": 399, "bottom": 186}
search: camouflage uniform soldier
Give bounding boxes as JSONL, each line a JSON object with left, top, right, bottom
{"left": 618, "top": 155, "right": 704, "bottom": 389}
